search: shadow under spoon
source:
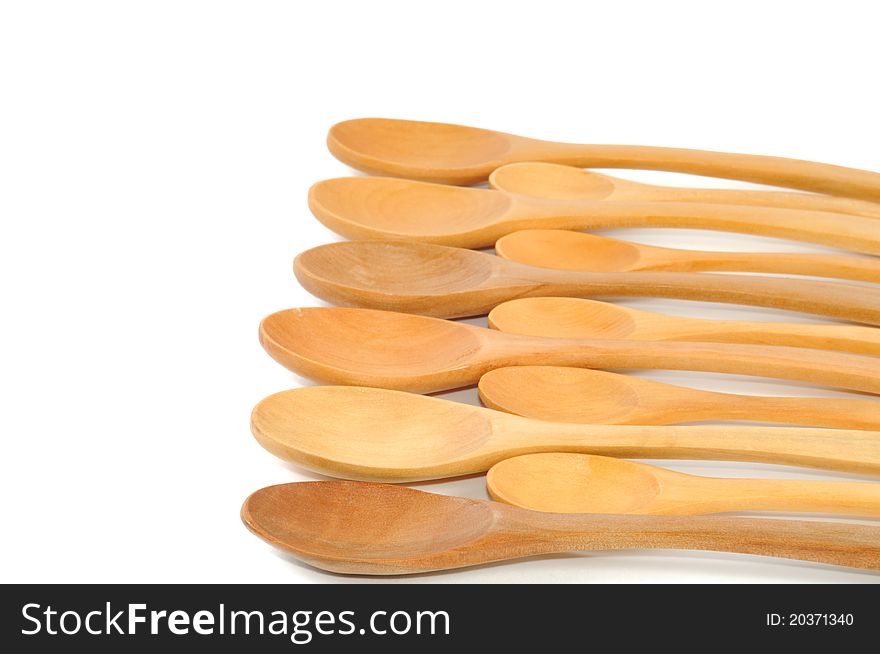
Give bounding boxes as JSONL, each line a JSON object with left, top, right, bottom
{"left": 242, "top": 481, "right": 880, "bottom": 574}
{"left": 327, "top": 117, "right": 880, "bottom": 201}
{"left": 487, "top": 453, "right": 880, "bottom": 517}
{"left": 293, "top": 241, "right": 880, "bottom": 325}
{"left": 478, "top": 367, "right": 880, "bottom": 430}
{"left": 250, "top": 386, "right": 880, "bottom": 481}
{"left": 308, "top": 175, "right": 880, "bottom": 252}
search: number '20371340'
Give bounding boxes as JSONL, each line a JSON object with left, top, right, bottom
{"left": 766, "top": 613, "right": 854, "bottom": 626}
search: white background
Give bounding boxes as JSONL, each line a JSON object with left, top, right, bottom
{"left": 2, "top": 1, "right": 879, "bottom": 583}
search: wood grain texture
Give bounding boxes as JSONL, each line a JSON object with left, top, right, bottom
{"left": 496, "top": 229, "right": 880, "bottom": 283}
{"left": 293, "top": 241, "right": 880, "bottom": 325}
{"left": 489, "top": 163, "right": 880, "bottom": 218}
{"left": 478, "top": 367, "right": 880, "bottom": 430}
{"left": 327, "top": 118, "right": 880, "bottom": 201}
{"left": 487, "top": 297, "right": 880, "bottom": 355}
{"left": 242, "top": 481, "right": 880, "bottom": 574}
{"left": 250, "top": 386, "right": 880, "bottom": 481}
{"left": 488, "top": 453, "right": 880, "bottom": 517}
{"left": 259, "top": 307, "right": 880, "bottom": 395}
{"left": 307, "top": 175, "right": 880, "bottom": 252}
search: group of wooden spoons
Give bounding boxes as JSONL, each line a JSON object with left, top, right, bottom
{"left": 242, "top": 118, "right": 880, "bottom": 576}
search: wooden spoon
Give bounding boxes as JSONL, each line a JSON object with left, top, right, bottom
{"left": 293, "top": 241, "right": 880, "bottom": 324}
{"left": 242, "top": 481, "right": 880, "bottom": 574}
{"left": 486, "top": 298, "right": 880, "bottom": 355}
{"left": 307, "top": 176, "right": 880, "bottom": 252}
{"left": 259, "top": 307, "right": 880, "bottom": 395}
{"left": 251, "top": 386, "right": 880, "bottom": 480}
{"left": 495, "top": 230, "right": 880, "bottom": 284}
{"left": 327, "top": 118, "right": 880, "bottom": 201}
{"left": 478, "top": 367, "right": 880, "bottom": 430}
{"left": 487, "top": 453, "right": 880, "bottom": 518}
{"left": 489, "top": 163, "right": 880, "bottom": 218}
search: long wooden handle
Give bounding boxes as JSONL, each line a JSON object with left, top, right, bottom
{"left": 646, "top": 185, "right": 880, "bottom": 218}
{"left": 645, "top": 319, "right": 880, "bottom": 356}
{"left": 533, "top": 269, "right": 880, "bottom": 326}
{"left": 553, "top": 143, "right": 880, "bottom": 201}
{"left": 654, "top": 249, "right": 880, "bottom": 284}
{"left": 509, "top": 509, "right": 880, "bottom": 570}
{"left": 528, "top": 199, "right": 880, "bottom": 255}
{"left": 508, "top": 336, "right": 880, "bottom": 394}
{"left": 673, "top": 392, "right": 880, "bottom": 431}
{"left": 520, "top": 421, "right": 880, "bottom": 474}
{"left": 703, "top": 478, "right": 880, "bottom": 517}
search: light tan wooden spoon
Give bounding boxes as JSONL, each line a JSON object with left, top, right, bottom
{"left": 251, "top": 386, "right": 880, "bottom": 481}
{"left": 242, "top": 481, "right": 880, "bottom": 574}
{"left": 308, "top": 176, "right": 880, "bottom": 252}
{"left": 486, "top": 298, "right": 880, "bottom": 355}
{"left": 489, "top": 163, "right": 880, "bottom": 218}
{"left": 293, "top": 241, "right": 880, "bottom": 324}
{"left": 327, "top": 118, "right": 880, "bottom": 201}
{"left": 259, "top": 307, "right": 880, "bottom": 395}
{"left": 487, "top": 453, "right": 880, "bottom": 517}
{"left": 478, "top": 367, "right": 880, "bottom": 430}
{"left": 495, "top": 230, "right": 880, "bottom": 283}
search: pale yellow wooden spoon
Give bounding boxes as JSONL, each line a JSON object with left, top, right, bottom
{"left": 259, "top": 307, "right": 880, "bottom": 395}
{"left": 243, "top": 481, "right": 880, "bottom": 574}
{"left": 488, "top": 163, "right": 880, "bottom": 218}
{"left": 252, "top": 386, "right": 880, "bottom": 481}
{"left": 478, "top": 367, "right": 880, "bottom": 430}
{"left": 327, "top": 118, "right": 880, "bottom": 201}
{"left": 308, "top": 176, "right": 880, "bottom": 252}
{"left": 495, "top": 230, "right": 880, "bottom": 284}
{"left": 486, "top": 297, "right": 880, "bottom": 355}
{"left": 294, "top": 241, "right": 880, "bottom": 324}
{"left": 487, "top": 453, "right": 880, "bottom": 517}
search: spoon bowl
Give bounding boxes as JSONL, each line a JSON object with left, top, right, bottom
{"left": 497, "top": 230, "right": 644, "bottom": 272}
{"left": 488, "top": 453, "right": 880, "bottom": 517}
{"left": 328, "top": 118, "right": 880, "bottom": 201}
{"left": 488, "top": 453, "right": 662, "bottom": 514}
{"left": 243, "top": 480, "right": 880, "bottom": 574}
{"left": 251, "top": 386, "right": 494, "bottom": 480}
{"left": 491, "top": 162, "right": 621, "bottom": 201}
{"left": 327, "top": 118, "right": 520, "bottom": 184}
{"left": 308, "top": 176, "right": 511, "bottom": 244}
{"left": 259, "top": 307, "right": 486, "bottom": 391}
{"left": 242, "top": 481, "right": 497, "bottom": 572}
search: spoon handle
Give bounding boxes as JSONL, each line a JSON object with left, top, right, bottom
{"left": 507, "top": 509, "right": 880, "bottom": 570}
{"left": 644, "top": 249, "right": 880, "bottom": 284}
{"left": 658, "top": 392, "right": 880, "bottom": 431}
{"left": 519, "top": 336, "right": 880, "bottom": 395}
{"left": 638, "top": 318, "right": 880, "bottom": 356}
{"left": 530, "top": 200, "right": 880, "bottom": 256}
{"left": 635, "top": 184, "right": 880, "bottom": 219}
{"left": 538, "top": 269, "right": 880, "bottom": 326}
{"left": 702, "top": 478, "right": 880, "bottom": 517}
{"left": 550, "top": 143, "right": 880, "bottom": 202}
{"left": 524, "top": 422, "right": 880, "bottom": 474}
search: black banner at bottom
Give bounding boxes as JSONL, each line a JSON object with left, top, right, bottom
{"left": 2, "top": 583, "right": 876, "bottom": 650}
